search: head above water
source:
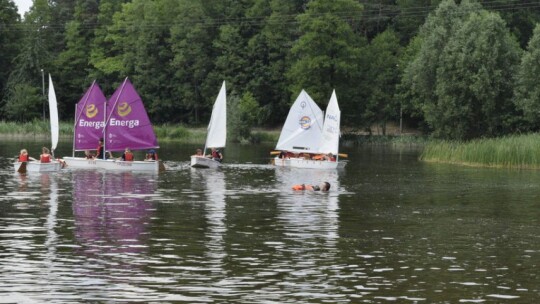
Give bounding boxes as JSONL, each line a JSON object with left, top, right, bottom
{"left": 319, "top": 182, "right": 331, "bottom": 191}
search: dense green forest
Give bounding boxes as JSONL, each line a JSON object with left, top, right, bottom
{"left": 2, "top": 0, "right": 540, "bottom": 140}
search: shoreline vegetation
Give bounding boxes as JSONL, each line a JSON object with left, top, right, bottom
{"left": 420, "top": 134, "right": 540, "bottom": 169}
{"left": 0, "top": 120, "right": 427, "bottom": 145}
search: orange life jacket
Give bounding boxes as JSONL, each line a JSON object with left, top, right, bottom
{"left": 40, "top": 154, "right": 51, "bottom": 163}
{"left": 19, "top": 154, "right": 29, "bottom": 162}
{"left": 292, "top": 184, "right": 315, "bottom": 191}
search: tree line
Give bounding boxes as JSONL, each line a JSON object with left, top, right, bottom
{"left": 2, "top": 0, "right": 540, "bottom": 140}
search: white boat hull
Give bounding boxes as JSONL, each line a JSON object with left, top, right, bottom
{"left": 62, "top": 157, "right": 100, "bottom": 169}
{"left": 96, "top": 159, "right": 160, "bottom": 172}
{"left": 191, "top": 156, "right": 221, "bottom": 169}
{"left": 13, "top": 161, "right": 62, "bottom": 173}
{"left": 273, "top": 157, "right": 346, "bottom": 169}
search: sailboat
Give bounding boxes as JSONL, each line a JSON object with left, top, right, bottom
{"left": 96, "top": 77, "right": 162, "bottom": 172}
{"left": 62, "top": 80, "right": 107, "bottom": 169}
{"left": 14, "top": 74, "right": 62, "bottom": 173}
{"left": 273, "top": 89, "right": 345, "bottom": 169}
{"left": 191, "top": 81, "right": 226, "bottom": 169}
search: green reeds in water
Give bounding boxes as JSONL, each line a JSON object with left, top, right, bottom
{"left": 420, "top": 134, "right": 540, "bottom": 169}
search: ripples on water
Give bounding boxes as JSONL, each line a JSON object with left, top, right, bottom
{"left": 0, "top": 149, "right": 540, "bottom": 303}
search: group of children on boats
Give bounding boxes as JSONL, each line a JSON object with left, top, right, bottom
{"left": 192, "top": 147, "right": 223, "bottom": 162}
{"left": 278, "top": 151, "right": 336, "bottom": 162}
{"left": 18, "top": 138, "right": 159, "bottom": 164}
{"left": 18, "top": 147, "right": 51, "bottom": 163}
{"left": 17, "top": 142, "right": 331, "bottom": 191}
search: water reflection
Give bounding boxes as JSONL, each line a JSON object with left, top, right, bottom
{"left": 72, "top": 170, "right": 156, "bottom": 255}
{"left": 270, "top": 168, "right": 344, "bottom": 302}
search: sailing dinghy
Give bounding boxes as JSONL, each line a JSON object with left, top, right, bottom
{"left": 273, "top": 90, "right": 345, "bottom": 169}
{"left": 62, "top": 80, "right": 107, "bottom": 169}
{"left": 96, "top": 77, "right": 162, "bottom": 172}
{"left": 14, "top": 74, "right": 62, "bottom": 173}
{"left": 191, "top": 81, "right": 226, "bottom": 169}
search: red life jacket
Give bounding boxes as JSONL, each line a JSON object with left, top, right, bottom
{"left": 40, "top": 154, "right": 51, "bottom": 163}
{"left": 19, "top": 154, "right": 29, "bottom": 162}
{"left": 124, "top": 152, "right": 134, "bottom": 161}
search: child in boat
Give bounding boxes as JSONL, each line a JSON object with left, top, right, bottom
{"left": 120, "top": 147, "right": 134, "bottom": 161}
{"left": 40, "top": 147, "right": 51, "bottom": 163}
{"left": 145, "top": 149, "right": 158, "bottom": 161}
{"left": 292, "top": 182, "right": 331, "bottom": 192}
{"left": 17, "top": 149, "right": 36, "bottom": 162}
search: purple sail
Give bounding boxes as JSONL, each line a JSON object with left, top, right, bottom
{"left": 73, "top": 81, "right": 107, "bottom": 150}
{"left": 104, "top": 78, "right": 159, "bottom": 152}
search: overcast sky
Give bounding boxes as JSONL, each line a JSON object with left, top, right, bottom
{"left": 13, "top": 0, "right": 32, "bottom": 16}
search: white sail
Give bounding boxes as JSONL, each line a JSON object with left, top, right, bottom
{"left": 318, "top": 90, "right": 341, "bottom": 155}
{"left": 205, "top": 81, "right": 227, "bottom": 148}
{"left": 275, "top": 90, "right": 324, "bottom": 153}
{"left": 48, "top": 74, "right": 59, "bottom": 151}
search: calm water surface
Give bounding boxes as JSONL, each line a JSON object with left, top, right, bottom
{"left": 0, "top": 140, "right": 539, "bottom": 303}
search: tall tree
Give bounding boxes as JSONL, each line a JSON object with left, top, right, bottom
{"left": 287, "top": 0, "right": 365, "bottom": 125}
{"left": 0, "top": 0, "right": 21, "bottom": 104}
{"left": 170, "top": 0, "right": 216, "bottom": 124}
{"left": 408, "top": 0, "right": 522, "bottom": 140}
{"left": 514, "top": 24, "right": 540, "bottom": 129}
{"left": 244, "top": 0, "right": 305, "bottom": 126}
{"left": 2, "top": 0, "right": 54, "bottom": 120}
{"left": 363, "top": 29, "right": 402, "bottom": 134}
{"left": 56, "top": 0, "right": 99, "bottom": 118}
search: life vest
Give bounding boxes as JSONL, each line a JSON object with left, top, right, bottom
{"left": 312, "top": 154, "right": 324, "bottom": 160}
{"left": 292, "top": 184, "right": 317, "bottom": 191}
{"left": 124, "top": 152, "right": 134, "bottom": 161}
{"left": 40, "top": 154, "right": 51, "bottom": 163}
{"left": 19, "top": 154, "right": 29, "bottom": 162}
{"left": 212, "top": 150, "right": 220, "bottom": 159}
{"left": 96, "top": 145, "right": 103, "bottom": 159}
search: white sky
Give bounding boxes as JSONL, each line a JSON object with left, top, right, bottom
{"left": 13, "top": 0, "right": 32, "bottom": 16}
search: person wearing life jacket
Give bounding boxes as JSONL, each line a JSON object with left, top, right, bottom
{"left": 121, "top": 147, "right": 134, "bottom": 161}
{"left": 292, "top": 182, "right": 331, "bottom": 192}
{"left": 324, "top": 153, "right": 336, "bottom": 162}
{"left": 40, "top": 147, "right": 51, "bottom": 163}
{"left": 209, "top": 148, "right": 222, "bottom": 162}
{"left": 95, "top": 138, "right": 105, "bottom": 159}
{"left": 145, "top": 149, "right": 158, "bottom": 161}
{"left": 18, "top": 149, "right": 36, "bottom": 162}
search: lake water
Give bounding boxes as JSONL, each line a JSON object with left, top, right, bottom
{"left": 0, "top": 140, "right": 539, "bottom": 303}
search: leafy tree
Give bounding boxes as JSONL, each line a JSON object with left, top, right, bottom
{"left": 244, "top": 0, "right": 304, "bottom": 126}
{"left": 2, "top": 0, "right": 54, "bottom": 120}
{"left": 170, "top": 0, "right": 216, "bottom": 124}
{"left": 4, "top": 84, "right": 42, "bottom": 121}
{"left": 515, "top": 24, "right": 540, "bottom": 129}
{"left": 55, "top": 0, "right": 99, "bottom": 118}
{"left": 88, "top": 0, "right": 128, "bottom": 93}
{"left": 0, "top": 0, "right": 21, "bottom": 103}
{"left": 363, "top": 29, "right": 402, "bottom": 135}
{"left": 431, "top": 10, "right": 521, "bottom": 139}
{"left": 287, "top": 0, "right": 365, "bottom": 125}
{"left": 228, "top": 91, "right": 262, "bottom": 143}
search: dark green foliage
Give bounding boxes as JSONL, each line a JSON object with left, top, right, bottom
{"left": 1, "top": 0, "right": 540, "bottom": 141}
{"left": 228, "top": 91, "right": 262, "bottom": 143}
{"left": 4, "top": 83, "right": 42, "bottom": 121}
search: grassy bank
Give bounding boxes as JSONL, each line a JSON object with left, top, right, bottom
{"left": 420, "top": 133, "right": 540, "bottom": 169}
{"left": 0, "top": 120, "right": 280, "bottom": 143}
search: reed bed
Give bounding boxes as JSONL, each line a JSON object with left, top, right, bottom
{"left": 420, "top": 134, "right": 540, "bottom": 169}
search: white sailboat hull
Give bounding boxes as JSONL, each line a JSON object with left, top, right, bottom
{"left": 191, "top": 156, "right": 221, "bottom": 169}
{"left": 14, "top": 161, "right": 62, "bottom": 173}
{"left": 273, "top": 157, "right": 346, "bottom": 169}
{"left": 95, "top": 159, "right": 160, "bottom": 172}
{"left": 62, "top": 157, "right": 100, "bottom": 169}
